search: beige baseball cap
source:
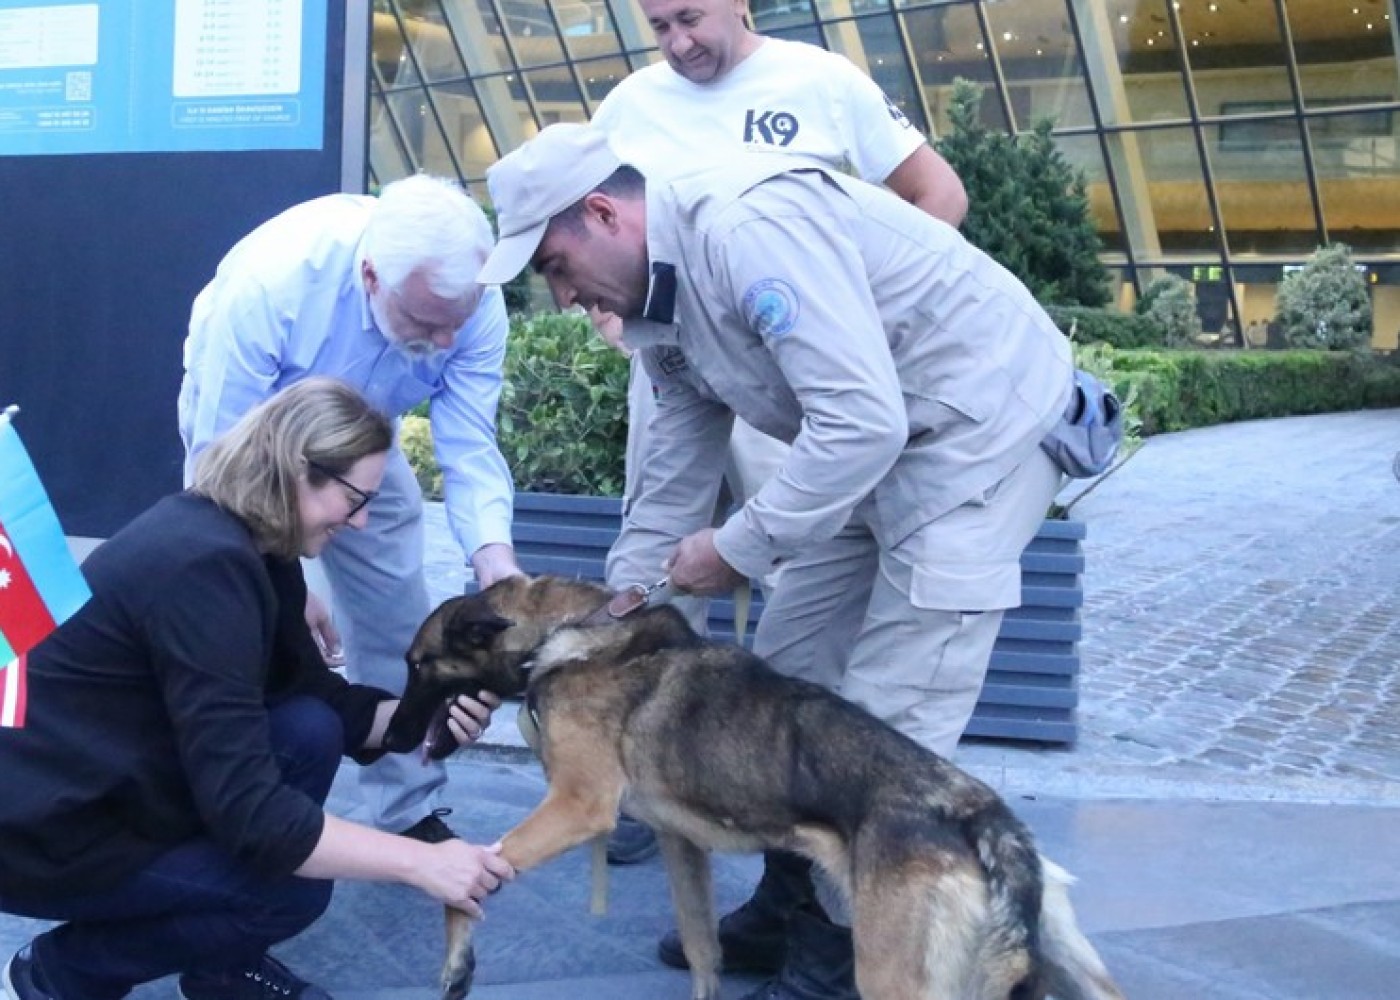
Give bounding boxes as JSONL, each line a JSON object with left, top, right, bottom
{"left": 477, "top": 123, "right": 623, "bottom": 285}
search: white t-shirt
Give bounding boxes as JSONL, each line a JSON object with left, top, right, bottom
{"left": 591, "top": 36, "right": 927, "bottom": 186}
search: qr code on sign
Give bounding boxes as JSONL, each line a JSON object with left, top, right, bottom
{"left": 66, "top": 71, "right": 92, "bottom": 102}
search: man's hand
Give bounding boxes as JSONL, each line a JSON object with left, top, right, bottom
{"left": 304, "top": 591, "right": 344, "bottom": 666}
{"left": 472, "top": 543, "right": 524, "bottom": 589}
{"left": 665, "top": 528, "right": 745, "bottom": 596}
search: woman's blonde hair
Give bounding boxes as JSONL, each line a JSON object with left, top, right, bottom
{"left": 192, "top": 378, "right": 394, "bottom": 559}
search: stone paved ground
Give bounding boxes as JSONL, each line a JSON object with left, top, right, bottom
{"left": 1060, "top": 408, "right": 1400, "bottom": 793}
{"left": 12, "top": 411, "right": 1398, "bottom": 997}
{"left": 426, "top": 408, "right": 1400, "bottom": 804}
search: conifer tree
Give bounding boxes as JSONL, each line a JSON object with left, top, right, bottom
{"left": 935, "top": 78, "right": 1110, "bottom": 307}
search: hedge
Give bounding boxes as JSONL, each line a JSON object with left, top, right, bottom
{"left": 402, "top": 316, "right": 1400, "bottom": 498}
{"left": 1107, "top": 349, "right": 1400, "bottom": 435}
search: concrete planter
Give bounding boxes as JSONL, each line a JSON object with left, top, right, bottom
{"left": 511, "top": 492, "right": 1083, "bottom": 746}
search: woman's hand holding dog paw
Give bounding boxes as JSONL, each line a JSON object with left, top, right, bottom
{"left": 418, "top": 840, "right": 515, "bottom": 917}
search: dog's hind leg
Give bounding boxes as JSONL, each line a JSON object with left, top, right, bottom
{"left": 852, "top": 863, "right": 991, "bottom": 1000}
{"left": 655, "top": 832, "right": 721, "bottom": 1000}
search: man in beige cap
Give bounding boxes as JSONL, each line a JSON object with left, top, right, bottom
{"left": 477, "top": 122, "right": 1072, "bottom": 1000}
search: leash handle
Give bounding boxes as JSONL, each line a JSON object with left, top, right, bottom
{"left": 732, "top": 578, "right": 753, "bottom": 647}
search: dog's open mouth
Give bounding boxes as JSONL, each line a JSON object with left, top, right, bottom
{"left": 421, "top": 699, "right": 455, "bottom": 763}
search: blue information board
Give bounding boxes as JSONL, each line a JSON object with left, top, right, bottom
{"left": 0, "top": 0, "right": 327, "bottom": 155}
{"left": 0, "top": 0, "right": 361, "bottom": 537}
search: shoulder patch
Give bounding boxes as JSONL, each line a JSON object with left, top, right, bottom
{"left": 742, "top": 278, "right": 800, "bottom": 339}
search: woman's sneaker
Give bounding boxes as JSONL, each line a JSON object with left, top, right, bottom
{"left": 4, "top": 945, "right": 57, "bottom": 1000}
{"left": 178, "top": 954, "right": 331, "bottom": 1000}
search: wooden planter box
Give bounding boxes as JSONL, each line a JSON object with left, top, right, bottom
{"left": 512, "top": 493, "right": 1083, "bottom": 746}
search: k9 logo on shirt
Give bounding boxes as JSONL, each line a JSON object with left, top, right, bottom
{"left": 744, "top": 109, "right": 799, "bottom": 146}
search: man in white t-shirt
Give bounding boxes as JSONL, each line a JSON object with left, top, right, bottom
{"left": 584, "top": 2, "right": 968, "bottom": 997}
{"left": 591, "top": 2, "right": 965, "bottom": 221}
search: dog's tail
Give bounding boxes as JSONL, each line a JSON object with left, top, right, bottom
{"left": 1035, "top": 857, "right": 1126, "bottom": 1000}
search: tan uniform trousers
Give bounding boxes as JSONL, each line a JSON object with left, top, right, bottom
{"left": 754, "top": 446, "right": 1063, "bottom": 761}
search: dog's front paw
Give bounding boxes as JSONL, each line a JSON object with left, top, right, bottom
{"left": 439, "top": 942, "right": 475, "bottom": 1000}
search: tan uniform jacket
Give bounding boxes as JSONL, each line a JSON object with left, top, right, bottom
{"left": 610, "top": 159, "right": 1072, "bottom": 586}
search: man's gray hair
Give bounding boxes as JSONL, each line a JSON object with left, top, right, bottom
{"left": 364, "top": 174, "right": 494, "bottom": 298}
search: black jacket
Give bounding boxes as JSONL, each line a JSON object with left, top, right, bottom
{"left": 0, "top": 492, "right": 392, "bottom": 898}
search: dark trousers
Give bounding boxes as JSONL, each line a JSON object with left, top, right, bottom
{"left": 2, "top": 696, "right": 343, "bottom": 999}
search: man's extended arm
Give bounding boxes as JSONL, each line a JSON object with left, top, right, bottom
{"left": 428, "top": 287, "right": 521, "bottom": 587}
{"left": 606, "top": 364, "right": 732, "bottom": 592}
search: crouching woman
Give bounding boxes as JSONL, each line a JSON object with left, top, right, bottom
{"left": 0, "top": 377, "right": 513, "bottom": 1000}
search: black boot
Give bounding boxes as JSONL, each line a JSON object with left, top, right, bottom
{"left": 656, "top": 850, "right": 813, "bottom": 974}
{"left": 739, "top": 903, "right": 859, "bottom": 1000}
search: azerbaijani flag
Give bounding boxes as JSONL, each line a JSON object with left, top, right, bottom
{"left": 0, "top": 408, "right": 91, "bottom": 728}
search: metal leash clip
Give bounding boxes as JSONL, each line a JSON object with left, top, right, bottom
{"left": 606, "top": 575, "right": 672, "bottom": 619}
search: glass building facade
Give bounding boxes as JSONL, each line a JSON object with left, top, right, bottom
{"left": 368, "top": 0, "right": 1400, "bottom": 347}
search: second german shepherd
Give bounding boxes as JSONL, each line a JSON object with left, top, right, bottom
{"left": 383, "top": 575, "right": 1125, "bottom": 1000}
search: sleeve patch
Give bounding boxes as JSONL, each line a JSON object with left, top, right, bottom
{"left": 742, "top": 278, "right": 800, "bottom": 339}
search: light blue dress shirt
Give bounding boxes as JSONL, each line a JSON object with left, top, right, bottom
{"left": 178, "top": 193, "right": 513, "bottom": 559}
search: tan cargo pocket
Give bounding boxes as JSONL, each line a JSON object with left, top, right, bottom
{"left": 910, "top": 559, "right": 1021, "bottom": 613}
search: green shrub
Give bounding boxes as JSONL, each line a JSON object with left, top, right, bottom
{"left": 1360, "top": 353, "right": 1400, "bottom": 407}
{"left": 399, "top": 411, "right": 442, "bottom": 499}
{"left": 499, "top": 311, "right": 629, "bottom": 494}
{"left": 1276, "top": 244, "right": 1372, "bottom": 351}
{"left": 403, "top": 311, "right": 630, "bottom": 499}
{"left": 1137, "top": 275, "right": 1201, "bottom": 348}
{"left": 1044, "top": 304, "right": 1164, "bottom": 349}
{"left": 936, "top": 79, "right": 1110, "bottom": 307}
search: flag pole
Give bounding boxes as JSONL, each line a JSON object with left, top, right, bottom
{"left": 0, "top": 405, "right": 17, "bottom": 427}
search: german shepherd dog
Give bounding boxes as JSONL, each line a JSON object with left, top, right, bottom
{"left": 382, "top": 576, "right": 1125, "bottom": 1000}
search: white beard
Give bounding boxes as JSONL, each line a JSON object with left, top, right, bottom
{"left": 370, "top": 292, "right": 447, "bottom": 362}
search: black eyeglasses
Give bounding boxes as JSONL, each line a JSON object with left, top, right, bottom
{"left": 307, "top": 460, "right": 378, "bottom": 517}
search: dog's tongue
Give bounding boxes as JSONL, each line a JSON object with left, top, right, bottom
{"left": 420, "top": 700, "right": 454, "bottom": 764}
